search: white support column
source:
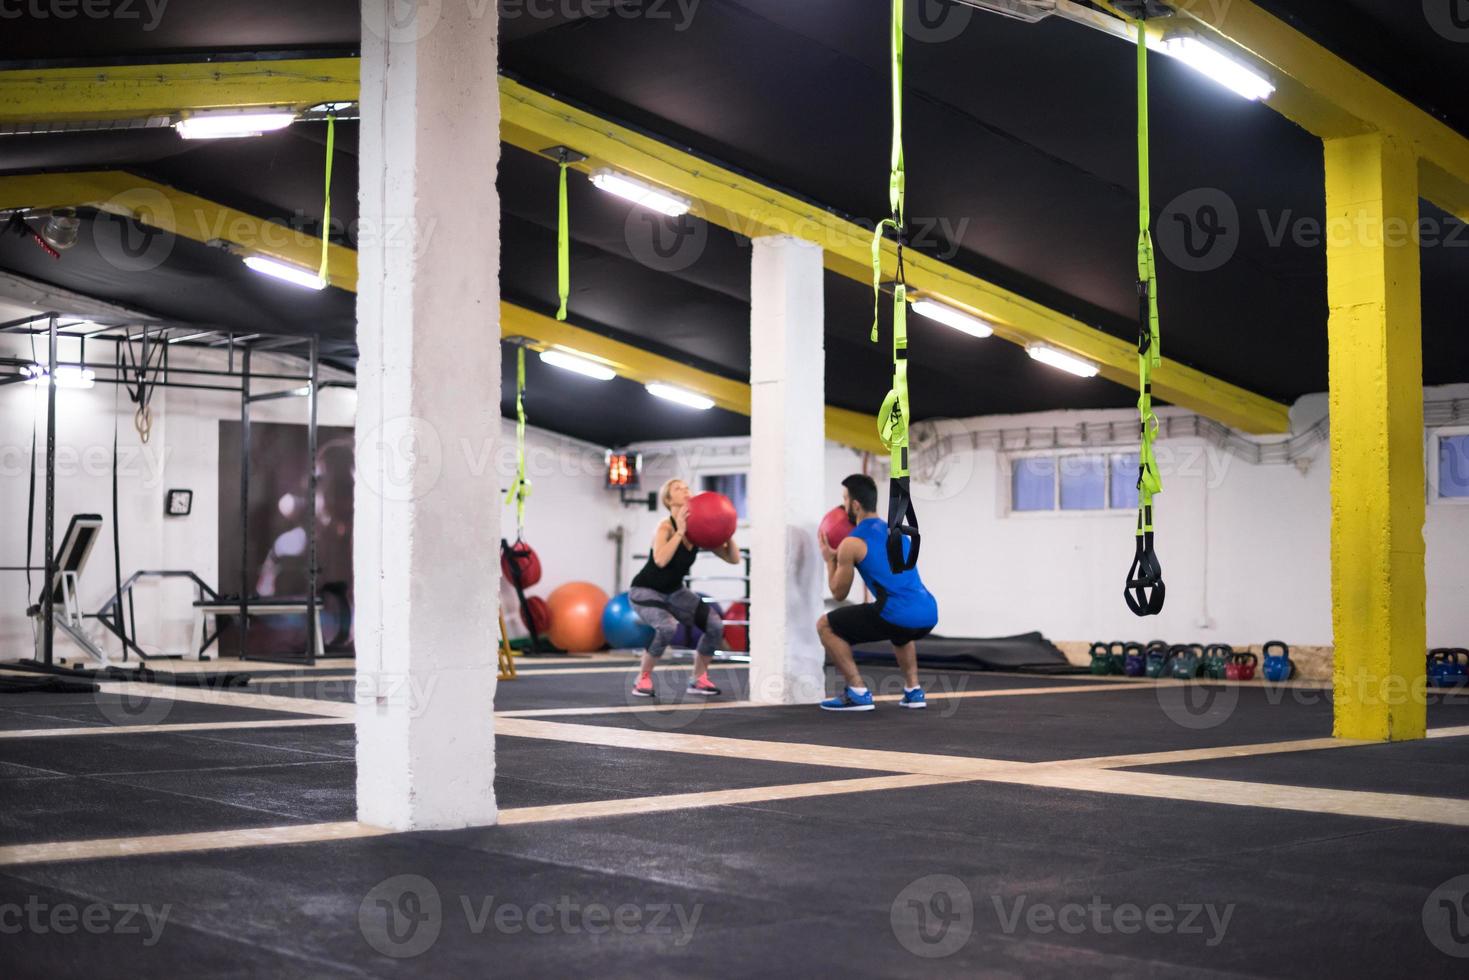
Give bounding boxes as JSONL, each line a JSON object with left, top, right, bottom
{"left": 354, "top": 0, "right": 501, "bottom": 830}
{"left": 748, "top": 236, "right": 827, "bottom": 705}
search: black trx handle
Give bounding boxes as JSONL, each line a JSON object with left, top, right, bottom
{"left": 1123, "top": 509, "right": 1165, "bottom": 617}
{"left": 885, "top": 476, "right": 921, "bottom": 574}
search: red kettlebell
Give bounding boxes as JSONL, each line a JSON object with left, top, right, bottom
{"left": 684, "top": 492, "right": 738, "bottom": 550}
{"left": 1225, "top": 655, "right": 1242, "bottom": 681}
{"left": 1236, "top": 651, "right": 1258, "bottom": 681}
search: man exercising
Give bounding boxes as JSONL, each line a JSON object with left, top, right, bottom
{"left": 628, "top": 478, "right": 741, "bottom": 699}
{"left": 816, "top": 474, "right": 938, "bottom": 711}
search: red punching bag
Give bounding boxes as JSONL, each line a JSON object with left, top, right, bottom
{"left": 684, "top": 492, "right": 737, "bottom": 549}
{"left": 501, "top": 540, "right": 542, "bottom": 588}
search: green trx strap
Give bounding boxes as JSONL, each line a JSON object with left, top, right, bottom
{"left": 505, "top": 346, "right": 531, "bottom": 535}
{"left": 557, "top": 151, "right": 570, "bottom": 321}
{"left": 318, "top": 113, "right": 335, "bottom": 287}
{"left": 872, "top": 0, "right": 919, "bottom": 574}
{"left": 1125, "top": 20, "right": 1165, "bottom": 617}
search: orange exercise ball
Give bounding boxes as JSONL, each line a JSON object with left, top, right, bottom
{"left": 546, "top": 582, "right": 609, "bottom": 652}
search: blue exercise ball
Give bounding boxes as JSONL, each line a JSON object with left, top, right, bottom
{"left": 602, "top": 592, "right": 654, "bottom": 649}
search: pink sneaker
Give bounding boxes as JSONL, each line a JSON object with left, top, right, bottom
{"left": 687, "top": 675, "right": 721, "bottom": 697}
{"left": 632, "top": 675, "right": 655, "bottom": 699}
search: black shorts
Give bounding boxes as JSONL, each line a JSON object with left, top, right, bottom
{"left": 826, "top": 603, "right": 933, "bottom": 647}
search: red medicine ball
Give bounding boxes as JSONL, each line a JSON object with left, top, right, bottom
{"left": 684, "top": 492, "right": 738, "bottom": 549}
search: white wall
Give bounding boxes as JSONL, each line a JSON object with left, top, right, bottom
{"left": 1, "top": 334, "right": 620, "bottom": 660}
{"left": 629, "top": 386, "right": 1469, "bottom": 649}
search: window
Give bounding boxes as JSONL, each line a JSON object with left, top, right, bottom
{"left": 699, "top": 472, "right": 749, "bottom": 519}
{"left": 1011, "top": 457, "right": 1056, "bottom": 512}
{"left": 1433, "top": 432, "right": 1469, "bottom": 501}
{"left": 1008, "top": 451, "right": 1138, "bottom": 514}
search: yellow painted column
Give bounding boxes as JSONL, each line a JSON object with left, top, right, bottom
{"left": 1325, "top": 131, "right": 1426, "bottom": 741}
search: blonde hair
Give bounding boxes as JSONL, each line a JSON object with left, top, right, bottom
{"left": 659, "top": 478, "right": 684, "bottom": 510}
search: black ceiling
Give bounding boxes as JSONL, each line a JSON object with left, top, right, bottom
{"left": 2, "top": 0, "right": 1467, "bottom": 447}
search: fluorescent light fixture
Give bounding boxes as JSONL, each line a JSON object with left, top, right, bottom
{"left": 539, "top": 348, "right": 616, "bottom": 381}
{"left": 24, "top": 364, "right": 96, "bottom": 389}
{"left": 1026, "top": 343, "right": 1100, "bottom": 378}
{"left": 243, "top": 255, "right": 327, "bottom": 291}
{"left": 175, "top": 109, "right": 297, "bottom": 140}
{"left": 645, "top": 383, "right": 714, "bottom": 411}
{"left": 589, "top": 169, "right": 691, "bottom": 217}
{"left": 909, "top": 297, "right": 995, "bottom": 338}
{"left": 168, "top": 330, "right": 215, "bottom": 345}
{"left": 1159, "top": 35, "right": 1275, "bottom": 101}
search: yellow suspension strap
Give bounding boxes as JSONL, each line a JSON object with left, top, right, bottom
{"left": 318, "top": 112, "right": 335, "bottom": 287}
{"left": 872, "top": 0, "right": 919, "bottom": 574}
{"left": 505, "top": 345, "right": 532, "bottom": 538}
{"left": 540, "top": 145, "right": 585, "bottom": 321}
{"left": 1124, "top": 18, "right": 1165, "bottom": 617}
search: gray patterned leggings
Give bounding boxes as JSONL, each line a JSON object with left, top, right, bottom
{"left": 628, "top": 586, "right": 723, "bottom": 658}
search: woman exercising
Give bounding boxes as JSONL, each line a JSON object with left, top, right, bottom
{"left": 817, "top": 474, "right": 938, "bottom": 711}
{"left": 629, "top": 478, "right": 741, "bottom": 698}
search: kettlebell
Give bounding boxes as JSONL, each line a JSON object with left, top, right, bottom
{"left": 1204, "top": 644, "right": 1233, "bottom": 680}
{"left": 1428, "top": 649, "right": 1469, "bottom": 688}
{"left": 1123, "top": 642, "right": 1146, "bottom": 678}
{"left": 1262, "top": 640, "right": 1292, "bottom": 683}
{"left": 1089, "top": 642, "right": 1113, "bottom": 676}
{"left": 1169, "top": 644, "right": 1200, "bottom": 680}
{"left": 1226, "top": 651, "right": 1258, "bottom": 682}
{"left": 1145, "top": 642, "right": 1169, "bottom": 679}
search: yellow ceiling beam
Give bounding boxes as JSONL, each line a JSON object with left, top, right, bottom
{"left": 1094, "top": 1, "right": 1469, "bottom": 224}
{"left": 0, "top": 58, "right": 359, "bottom": 125}
{"left": 0, "top": 171, "right": 883, "bottom": 453}
{"left": 499, "top": 76, "right": 1287, "bottom": 434}
{"left": 0, "top": 57, "right": 1288, "bottom": 432}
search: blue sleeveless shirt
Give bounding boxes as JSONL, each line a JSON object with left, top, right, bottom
{"left": 850, "top": 517, "right": 938, "bottom": 629}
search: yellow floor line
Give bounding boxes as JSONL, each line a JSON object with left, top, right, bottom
{"left": 991, "top": 767, "right": 1469, "bottom": 828}
{"left": 95, "top": 681, "right": 354, "bottom": 719}
{"left": 0, "top": 821, "right": 391, "bottom": 867}
{"left": 497, "top": 774, "right": 967, "bottom": 826}
{"left": 0, "top": 717, "right": 351, "bottom": 740}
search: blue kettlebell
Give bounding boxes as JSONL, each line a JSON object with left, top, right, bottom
{"left": 1428, "top": 649, "right": 1469, "bottom": 689}
{"left": 1123, "top": 642, "right": 1146, "bottom": 678}
{"left": 1262, "top": 640, "right": 1292, "bottom": 683}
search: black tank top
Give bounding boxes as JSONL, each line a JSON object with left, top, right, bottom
{"left": 630, "top": 517, "right": 699, "bottom": 594}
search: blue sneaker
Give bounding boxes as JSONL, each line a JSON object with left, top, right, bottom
{"left": 899, "top": 687, "right": 927, "bottom": 709}
{"left": 820, "top": 687, "right": 875, "bottom": 712}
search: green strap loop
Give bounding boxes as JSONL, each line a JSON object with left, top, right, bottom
{"left": 557, "top": 158, "right": 570, "bottom": 321}
{"left": 1135, "top": 20, "right": 1162, "bottom": 524}
{"left": 871, "top": 0, "right": 906, "bottom": 343}
{"left": 505, "top": 346, "right": 531, "bottom": 533}
{"left": 318, "top": 113, "right": 335, "bottom": 286}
